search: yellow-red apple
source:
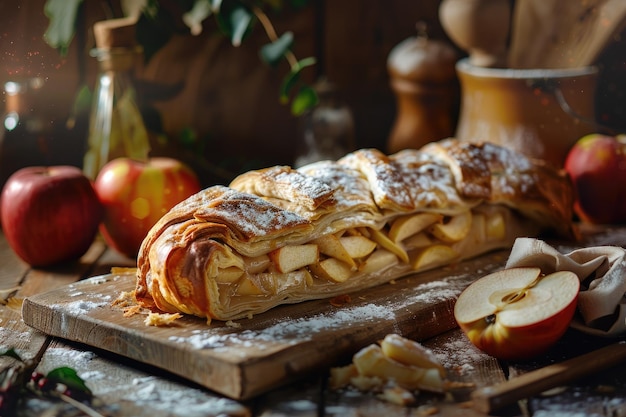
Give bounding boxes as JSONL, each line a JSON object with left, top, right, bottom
{"left": 454, "top": 267, "right": 579, "bottom": 360}
{"left": 564, "top": 133, "right": 626, "bottom": 224}
{"left": 0, "top": 166, "right": 103, "bottom": 267}
{"left": 94, "top": 157, "right": 202, "bottom": 258}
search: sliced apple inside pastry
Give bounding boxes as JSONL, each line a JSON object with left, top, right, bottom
{"left": 309, "top": 258, "right": 354, "bottom": 283}
{"left": 313, "top": 234, "right": 356, "bottom": 268}
{"left": 412, "top": 244, "right": 458, "bottom": 270}
{"left": 269, "top": 244, "right": 319, "bottom": 273}
{"left": 339, "top": 235, "right": 377, "bottom": 259}
{"left": 388, "top": 212, "right": 442, "bottom": 243}
{"left": 369, "top": 228, "right": 409, "bottom": 263}
{"left": 429, "top": 210, "right": 472, "bottom": 243}
{"left": 486, "top": 210, "right": 506, "bottom": 240}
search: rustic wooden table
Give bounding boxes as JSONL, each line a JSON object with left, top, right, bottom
{"left": 2, "top": 226, "right": 626, "bottom": 417}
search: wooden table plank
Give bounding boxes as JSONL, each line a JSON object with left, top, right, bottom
{"left": 21, "top": 339, "right": 251, "bottom": 417}
{"left": 21, "top": 251, "right": 509, "bottom": 401}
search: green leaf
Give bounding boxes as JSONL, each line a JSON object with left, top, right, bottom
{"left": 210, "top": 0, "right": 224, "bottom": 12}
{"left": 216, "top": 1, "right": 253, "bottom": 47}
{"left": 46, "top": 367, "right": 92, "bottom": 397}
{"left": 291, "top": 85, "right": 318, "bottom": 116}
{"left": 294, "top": 56, "right": 317, "bottom": 71}
{"left": 279, "top": 56, "right": 317, "bottom": 102}
{"left": 72, "top": 84, "right": 92, "bottom": 115}
{"left": 43, "top": 0, "right": 84, "bottom": 55}
{"left": 0, "top": 348, "right": 23, "bottom": 362}
{"left": 260, "top": 31, "right": 293, "bottom": 67}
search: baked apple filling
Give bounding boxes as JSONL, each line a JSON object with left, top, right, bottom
{"left": 213, "top": 205, "right": 507, "bottom": 302}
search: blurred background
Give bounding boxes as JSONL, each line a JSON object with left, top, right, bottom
{"left": 1, "top": 0, "right": 625, "bottom": 187}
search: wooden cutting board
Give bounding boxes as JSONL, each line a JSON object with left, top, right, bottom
{"left": 21, "top": 251, "right": 508, "bottom": 400}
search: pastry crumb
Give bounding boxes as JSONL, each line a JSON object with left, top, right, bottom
{"left": 378, "top": 386, "right": 416, "bottom": 405}
{"left": 111, "top": 290, "right": 136, "bottom": 308}
{"left": 123, "top": 305, "right": 143, "bottom": 317}
{"left": 225, "top": 320, "right": 241, "bottom": 328}
{"left": 416, "top": 404, "right": 439, "bottom": 415}
{"left": 144, "top": 312, "right": 183, "bottom": 327}
{"left": 330, "top": 294, "right": 351, "bottom": 307}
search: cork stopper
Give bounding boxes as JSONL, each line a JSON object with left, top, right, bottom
{"left": 93, "top": 16, "right": 138, "bottom": 49}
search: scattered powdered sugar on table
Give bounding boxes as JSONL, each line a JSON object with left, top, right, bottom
{"left": 39, "top": 346, "right": 249, "bottom": 417}
{"left": 119, "top": 376, "right": 248, "bottom": 417}
{"left": 0, "top": 327, "right": 34, "bottom": 352}
{"left": 430, "top": 336, "right": 487, "bottom": 375}
{"left": 38, "top": 347, "right": 98, "bottom": 374}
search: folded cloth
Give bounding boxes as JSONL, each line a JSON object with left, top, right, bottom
{"left": 505, "top": 237, "right": 626, "bottom": 337}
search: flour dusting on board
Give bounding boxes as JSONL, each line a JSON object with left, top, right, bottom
{"left": 169, "top": 302, "right": 397, "bottom": 351}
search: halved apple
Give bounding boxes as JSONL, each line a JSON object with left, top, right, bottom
{"left": 388, "top": 212, "right": 442, "bottom": 243}
{"left": 454, "top": 267, "right": 580, "bottom": 360}
{"left": 411, "top": 244, "right": 458, "bottom": 270}
{"left": 268, "top": 244, "right": 319, "bottom": 273}
{"left": 309, "top": 257, "right": 354, "bottom": 282}
{"left": 429, "top": 210, "right": 472, "bottom": 243}
{"left": 314, "top": 234, "right": 356, "bottom": 269}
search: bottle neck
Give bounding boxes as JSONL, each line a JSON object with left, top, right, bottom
{"left": 91, "top": 47, "right": 142, "bottom": 72}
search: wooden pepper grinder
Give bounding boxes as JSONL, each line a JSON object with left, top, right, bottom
{"left": 387, "top": 24, "right": 459, "bottom": 153}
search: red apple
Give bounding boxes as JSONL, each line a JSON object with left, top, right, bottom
{"left": 564, "top": 133, "right": 626, "bottom": 224}
{"left": 454, "top": 267, "right": 579, "bottom": 361}
{"left": 0, "top": 166, "right": 103, "bottom": 267}
{"left": 94, "top": 157, "right": 202, "bottom": 258}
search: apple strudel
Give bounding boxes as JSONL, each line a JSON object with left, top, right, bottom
{"left": 134, "top": 139, "right": 574, "bottom": 321}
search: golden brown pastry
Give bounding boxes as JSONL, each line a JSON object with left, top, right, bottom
{"left": 135, "top": 139, "right": 574, "bottom": 321}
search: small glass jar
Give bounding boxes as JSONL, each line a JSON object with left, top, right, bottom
{"left": 294, "top": 78, "right": 356, "bottom": 167}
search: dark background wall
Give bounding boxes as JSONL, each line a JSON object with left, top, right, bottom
{"left": 0, "top": 0, "right": 624, "bottom": 187}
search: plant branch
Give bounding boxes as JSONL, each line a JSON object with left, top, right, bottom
{"left": 251, "top": 5, "right": 298, "bottom": 68}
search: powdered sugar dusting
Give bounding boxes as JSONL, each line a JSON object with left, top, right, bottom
{"left": 0, "top": 327, "right": 34, "bottom": 352}
{"left": 39, "top": 347, "right": 249, "bottom": 417}
{"left": 433, "top": 337, "right": 488, "bottom": 375}
{"left": 170, "top": 303, "right": 396, "bottom": 351}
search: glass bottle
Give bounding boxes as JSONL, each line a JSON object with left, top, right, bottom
{"left": 83, "top": 18, "right": 150, "bottom": 180}
{"left": 294, "top": 78, "right": 355, "bottom": 168}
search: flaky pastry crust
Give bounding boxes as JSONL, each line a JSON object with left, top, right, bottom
{"left": 135, "top": 139, "right": 574, "bottom": 321}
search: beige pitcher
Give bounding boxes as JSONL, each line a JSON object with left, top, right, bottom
{"left": 455, "top": 58, "right": 599, "bottom": 168}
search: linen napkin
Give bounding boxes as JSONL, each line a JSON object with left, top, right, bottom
{"left": 505, "top": 237, "right": 626, "bottom": 337}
